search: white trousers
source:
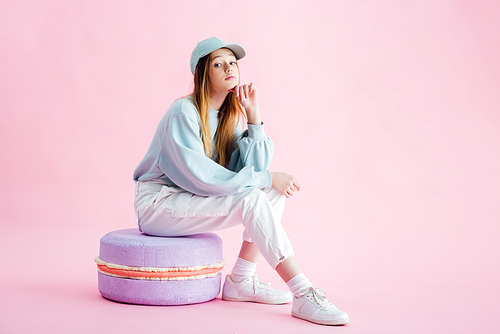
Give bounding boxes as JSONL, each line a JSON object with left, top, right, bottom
{"left": 134, "top": 180, "right": 294, "bottom": 269}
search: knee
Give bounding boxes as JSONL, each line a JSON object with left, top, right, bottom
{"left": 235, "top": 188, "right": 286, "bottom": 217}
{"left": 242, "top": 188, "right": 268, "bottom": 203}
{"left": 234, "top": 188, "right": 269, "bottom": 211}
{"left": 263, "top": 187, "right": 286, "bottom": 204}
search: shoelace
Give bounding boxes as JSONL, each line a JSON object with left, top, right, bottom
{"left": 309, "top": 288, "right": 333, "bottom": 308}
{"left": 250, "top": 275, "right": 271, "bottom": 293}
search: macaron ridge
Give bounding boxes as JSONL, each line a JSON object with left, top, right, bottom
{"left": 95, "top": 257, "right": 226, "bottom": 281}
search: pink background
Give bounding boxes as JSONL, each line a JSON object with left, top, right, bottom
{"left": 1, "top": 1, "right": 499, "bottom": 333}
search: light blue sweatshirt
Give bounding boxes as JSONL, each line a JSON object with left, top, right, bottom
{"left": 133, "top": 98, "right": 273, "bottom": 196}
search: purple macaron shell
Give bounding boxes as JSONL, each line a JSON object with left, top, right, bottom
{"left": 97, "top": 229, "right": 224, "bottom": 305}
{"left": 98, "top": 272, "right": 222, "bottom": 305}
{"left": 99, "top": 229, "right": 223, "bottom": 268}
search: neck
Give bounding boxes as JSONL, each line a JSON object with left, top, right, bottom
{"left": 210, "top": 89, "right": 229, "bottom": 111}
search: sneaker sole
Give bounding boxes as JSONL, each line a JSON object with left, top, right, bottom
{"left": 222, "top": 294, "right": 293, "bottom": 305}
{"left": 291, "top": 311, "right": 349, "bottom": 326}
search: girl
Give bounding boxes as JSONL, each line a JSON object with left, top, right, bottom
{"left": 133, "top": 37, "right": 349, "bottom": 326}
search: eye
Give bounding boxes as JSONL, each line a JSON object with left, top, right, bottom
{"left": 214, "top": 63, "right": 222, "bottom": 68}
{"left": 230, "top": 61, "right": 237, "bottom": 66}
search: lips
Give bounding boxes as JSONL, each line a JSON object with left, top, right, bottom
{"left": 225, "top": 75, "right": 236, "bottom": 80}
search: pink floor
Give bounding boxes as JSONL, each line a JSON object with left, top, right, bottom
{"left": 1, "top": 226, "right": 499, "bottom": 334}
{"left": 2, "top": 279, "right": 499, "bottom": 334}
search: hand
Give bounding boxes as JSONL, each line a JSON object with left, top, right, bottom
{"left": 229, "top": 83, "right": 261, "bottom": 125}
{"left": 229, "top": 83, "right": 258, "bottom": 110}
{"left": 270, "top": 172, "right": 301, "bottom": 198}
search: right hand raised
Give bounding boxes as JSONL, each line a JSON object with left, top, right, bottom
{"left": 270, "top": 172, "right": 301, "bottom": 198}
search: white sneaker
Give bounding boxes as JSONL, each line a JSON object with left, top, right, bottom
{"left": 291, "top": 288, "right": 349, "bottom": 326}
{"left": 222, "top": 275, "right": 293, "bottom": 304}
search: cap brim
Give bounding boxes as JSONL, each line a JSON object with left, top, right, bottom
{"left": 222, "top": 43, "right": 246, "bottom": 60}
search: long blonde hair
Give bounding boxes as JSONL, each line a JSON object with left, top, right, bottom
{"left": 190, "top": 51, "right": 245, "bottom": 167}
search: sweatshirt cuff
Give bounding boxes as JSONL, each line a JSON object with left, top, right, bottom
{"left": 247, "top": 123, "right": 268, "bottom": 141}
{"left": 255, "top": 170, "right": 272, "bottom": 189}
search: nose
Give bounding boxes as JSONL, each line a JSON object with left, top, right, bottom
{"left": 225, "top": 65, "right": 233, "bottom": 73}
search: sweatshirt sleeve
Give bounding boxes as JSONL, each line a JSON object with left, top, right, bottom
{"left": 227, "top": 122, "right": 274, "bottom": 173}
{"left": 157, "top": 103, "right": 271, "bottom": 196}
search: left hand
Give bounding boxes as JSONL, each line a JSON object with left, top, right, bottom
{"left": 229, "top": 83, "right": 259, "bottom": 112}
{"left": 270, "top": 172, "right": 301, "bottom": 198}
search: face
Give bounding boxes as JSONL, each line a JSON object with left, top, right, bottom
{"left": 208, "top": 48, "right": 239, "bottom": 92}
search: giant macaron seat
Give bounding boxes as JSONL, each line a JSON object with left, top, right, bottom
{"left": 95, "top": 229, "right": 225, "bottom": 305}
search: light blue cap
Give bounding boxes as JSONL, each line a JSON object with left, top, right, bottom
{"left": 190, "top": 37, "right": 246, "bottom": 75}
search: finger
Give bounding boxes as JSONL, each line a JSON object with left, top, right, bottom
{"left": 239, "top": 86, "right": 245, "bottom": 100}
{"left": 243, "top": 85, "right": 249, "bottom": 99}
{"left": 249, "top": 83, "right": 255, "bottom": 94}
{"left": 291, "top": 176, "right": 301, "bottom": 191}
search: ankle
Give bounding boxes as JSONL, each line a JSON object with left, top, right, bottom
{"left": 286, "top": 273, "right": 313, "bottom": 297}
{"left": 230, "top": 257, "right": 257, "bottom": 283}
